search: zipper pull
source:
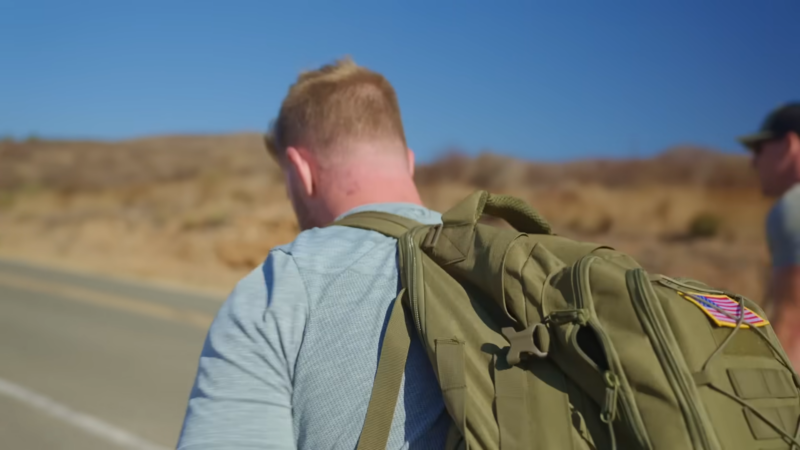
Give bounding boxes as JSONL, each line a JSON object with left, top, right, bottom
{"left": 546, "top": 309, "right": 590, "bottom": 326}
{"left": 601, "top": 371, "right": 620, "bottom": 423}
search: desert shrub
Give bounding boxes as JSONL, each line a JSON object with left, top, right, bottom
{"left": 180, "top": 210, "right": 229, "bottom": 231}
{"left": 0, "top": 190, "right": 14, "bottom": 209}
{"left": 231, "top": 188, "right": 255, "bottom": 204}
{"left": 414, "top": 149, "right": 472, "bottom": 185}
{"left": 593, "top": 216, "right": 614, "bottom": 235}
{"left": 688, "top": 212, "right": 721, "bottom": 239}
{"left": 566, "top": 215, "right": 614, "bottom": 236}
{"left": 468, "top": 153, "right": 524, "bottom": 190}
{"left": 654, "top": 199, "right": 672, "bottom": 220}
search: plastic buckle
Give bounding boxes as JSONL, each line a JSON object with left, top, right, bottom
{"left": 502, "top": 323, "right": 550, "bottom": 365}
{"left": 422, "top": 223, "right": 443, "bottom": 250}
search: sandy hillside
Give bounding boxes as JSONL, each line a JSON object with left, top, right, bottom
{"left": 0, "top": 134, "right": 774, "bottom": 302}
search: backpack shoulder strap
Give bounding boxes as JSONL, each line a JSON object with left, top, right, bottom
{"left": 331, "top": 210, "right": 427, "bottom": 448}
{"left": 330, "top": 211, "right": 424, "bottom": 239}
{"left": 356, "top": 288, "right": 413, "bottom": 450}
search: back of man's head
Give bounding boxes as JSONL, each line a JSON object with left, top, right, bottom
{"left": 265, "top": 57, "right": 422, "bottom": 230}
{"left": 266, "top": 57, "right": 407, "bottom": 163}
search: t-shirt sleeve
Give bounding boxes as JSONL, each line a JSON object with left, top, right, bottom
{"left": 176, "top": 250, "right": 308, "bottom": 450}
{"left": 767, "top": 188, "right": 800, "bottom": 269}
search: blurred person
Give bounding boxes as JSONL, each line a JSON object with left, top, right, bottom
{"left": 176, "top": 57, "right": 449, "bottom": 449}
{"left": 738, "top": 102, "right": 800, "bottom": 368}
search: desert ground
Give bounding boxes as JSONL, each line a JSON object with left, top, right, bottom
{"left": 0, "top": 134, "right": 774, "bottom": 303}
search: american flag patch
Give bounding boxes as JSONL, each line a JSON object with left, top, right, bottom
{"left": 678, "top": 291, "right": 769, "bottom": 328}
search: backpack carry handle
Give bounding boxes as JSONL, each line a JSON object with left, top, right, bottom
{"left": 441, "top": 190, "right": 552, "bottom": 235}
{"left": 422, "top": 191, "right": 552, "bottom": 266}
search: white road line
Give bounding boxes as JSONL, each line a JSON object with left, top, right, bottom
{"left": 0, "top": 377, "right": 170, "bottom": 450}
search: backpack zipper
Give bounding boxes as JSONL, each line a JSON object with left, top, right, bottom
{"left": 402, "top": 226, "right": 427, "bottom": 339}
{"left": 628, "top": 269, "right": 717, "bottom": 450}
{"left": 573, "top": 255, "right": 652, "bottom": 449}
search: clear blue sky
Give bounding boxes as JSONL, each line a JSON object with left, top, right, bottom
{"left": 1, "top": 0, "right": 798, "bottom": 163}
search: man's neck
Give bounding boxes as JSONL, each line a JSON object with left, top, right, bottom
{"left": 319, "top": 169, "right": 424, "bottom": 222}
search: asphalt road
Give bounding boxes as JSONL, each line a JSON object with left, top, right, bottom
{"left": 0, "top": 258, "right": 227, "bottom": 450}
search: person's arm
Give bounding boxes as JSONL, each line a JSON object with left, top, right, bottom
{"left": 765, "top": 194, "right": 800, "bottom": 369}
{"left": 176, "top": 250, "right": 307, "bottom": 450}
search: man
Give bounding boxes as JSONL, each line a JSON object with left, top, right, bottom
{"left": 176, "top": 57, "right": 449, "bottom": 449}
{"left": 738, "top": 102, "right": 800, "bottom": 369}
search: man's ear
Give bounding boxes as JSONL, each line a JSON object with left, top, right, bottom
{"left": 286, "top": 146, "right": 315, "bottom": 197}
{"left": 407, "top": 148, "right": 416, "bottom": 177}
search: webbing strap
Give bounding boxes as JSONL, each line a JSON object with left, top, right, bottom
{"left": 444, "top": 421, "right": 466, "bottom": 449}
{"left": 436, "top": 339, "right": 467, "bottom": 433}
{"left": 494, "top": 355, "right": 528, "bottom": 450}
{"left": 356, "top": 289, "right": 412, "bottom": 450}
{"left": 331, "top": 211, "right": 423, "bottom": 239}
{"left": 689, "top": 291, "right": 800, "bottom": 447}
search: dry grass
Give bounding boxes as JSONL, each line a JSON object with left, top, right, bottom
{"left": 0, "top": 135, "right": 773, "bottom": 301}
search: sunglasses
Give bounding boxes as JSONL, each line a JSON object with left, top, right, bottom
{"left": 750, "top": 136, "right": 788, "bottom": 158}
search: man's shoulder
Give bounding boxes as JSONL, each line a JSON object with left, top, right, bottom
{"left": 769, "top": 185, "right": 800, "bottom": 231}
{"left": 783, "top": 184, "right": 800, "bottom": 208}
{"left": 766, "top": 185, "right": 800, "bottom": 268}
{"left": 272, "top": 202, "right": 442, "bottom": 275}
{"left": 218, "top": 249, "right": 303, "bottom": 312}
{"left": 218, "top": 203, "right": 440, "bottom": 310}
{"left": 776, "top": 184, "right": 800, "bottom": 208}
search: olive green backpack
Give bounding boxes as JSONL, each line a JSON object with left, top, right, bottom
{"left": 333, "top": 190, "right": 800, "bottom": 450}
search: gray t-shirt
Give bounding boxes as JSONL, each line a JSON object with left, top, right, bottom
{"left": 176, "top": 202, "right": 449, "bottom": 450}
{"left": 766, "top": 184, "right": 800, "bottom": 269}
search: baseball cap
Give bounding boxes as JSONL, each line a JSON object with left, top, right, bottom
{"left": 737, "top": 102, "right": 800, "bottom": 152}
